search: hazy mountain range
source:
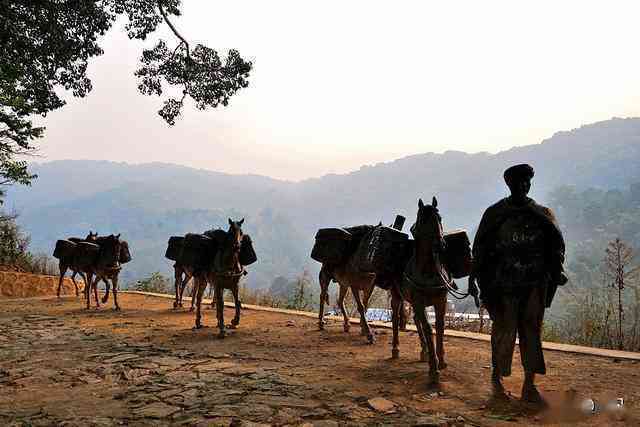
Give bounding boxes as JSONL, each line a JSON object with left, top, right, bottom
{"left": 7, "top": 117, "right": 640, "bottom": 287}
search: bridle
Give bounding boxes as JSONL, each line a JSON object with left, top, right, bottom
{"left": 214, "top": 224, "right": 244, "bottom": 277}
{"left": 408, "top": 206, "right": 471, "bottom": 300}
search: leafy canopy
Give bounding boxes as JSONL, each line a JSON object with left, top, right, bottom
{"left": 0, "top": 1, "right": 252, "bottom": 188}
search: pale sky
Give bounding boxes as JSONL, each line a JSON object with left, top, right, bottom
{"left": 36, "top": 0, "right": 640, "bottom": 181}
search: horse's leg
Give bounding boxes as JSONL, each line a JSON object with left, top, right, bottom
{"left": 57, "top": 263, "right": 68, "bottom": 298}
{"left": 318, "top": 266, "right": 330, "bottom": 330}
{"left": 360, "top": 283, "right": 375, "bottom": 336}
{"left": 358, "top": 289, "right": 368, "bottom": 336}
{"left": 215, "top": 283, "right": 226, "bottom": 339}
{"left": 194, "top": 275, "right": 206, "bottom": 329}
{"left": 352, "top": 285, "right": 375, "bottom": 344}
{"left": 435, "top": 297, "right": 447, "bottom": 370}
{"left": 399, "top": 301, "right": 408, "bottom": 331}
{"left": 173, "top": 266, "right": 182, "bottom": 309}
{"left": 415, "top": 303, "right": 439, "bottom": 385}
{"left": 85, "top": 272, "right": 94, "bottom": 310}
{"left": 190, "top": 274, "right": 198, "bottom": 312}
{"left": 93, "top": 275, "right": 101, "bottom": 308}
{"left": 338, "top": 284, "right": 350, "bottom": 333}
{"left": 70, "top": 271, "right": 79, "bottom": 297}
{"left": 390, "top": 286, "right": 403, "bottom": 359}
{"left": 209, "top": 285, "right": 224, "bottom": 310}
{"left": 413, "top": 302, "right": 428, "bottom": 362}
{"left": 179, "top": 273, "right": 191, "bottom": 308}
{"left": 111, "top": 274, "right": 121, "bottom": 311}
{"left": 230, "top": 283, "right": 242, "bottom": 328}
{"left": 78, "top": 271, "right": 88, "bottom": 304}
{"left": 101, "top": 277, "right": 111, "bottom": 304}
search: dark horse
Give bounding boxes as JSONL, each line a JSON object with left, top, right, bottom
{"left": 56, "top": 231, "right": 98, "bottom": 298}
{"left": 391, "top": 197, "right": 450, "bottom": 386}
{"left": 193, "top": 218, "right": 245, "bottom": 338}
{"left": 86, "top": 234, "right": 123, "bottom": 310}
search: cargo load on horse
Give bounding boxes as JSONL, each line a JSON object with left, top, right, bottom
{"left": 53, "top": 239, "right": 77, "bottom": 260}
{"left": 179, "top": 233, "right": 215, "bottom": 269}
{"left": 119, "top": 241, "right": 132, "bottom": 264}
{"left": 165, "top": 236, "right": 184, "bottom": 261}
{"left": 203, "top": 228, "right": 227, "bottom": 243}
{"left": 74, "top": 242, "right": 100, "bottom": 270}
{"left": 354, "top": 225, "right": 409, "bottom": 275}
{"left": 442, "top": 229, "right": 472, "bottom": 279}
{"left": 240, "top": 235, "right": 257, "bottom": 266}
{"left": 310, "top": 228, "right": 353, "bottom": 264}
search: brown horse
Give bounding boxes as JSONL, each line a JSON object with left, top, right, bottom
{"left": 193, "top": 218, "right": 245, "bottom": 338}
{"left": 391, "top": 197, "right": 449, "bottom": 385}
{"left": 173, "top": 263, "right": 219, "bottom": 311}
{"left": 318, "top": 264, "right": 377, "bottom": 341}
{"left": 56, "top": 231, "right": 98, "bottom": 298}
{"left": 86, "top": 234, "right": 123, "bottom": 310}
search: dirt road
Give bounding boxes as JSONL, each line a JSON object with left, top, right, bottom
{"left": 0, "top": 293, "right": 638, "bottom": 426}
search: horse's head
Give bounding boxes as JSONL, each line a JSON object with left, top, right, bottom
{"left": 99, "top": 233, "right": 122, "bottom": 268}
{"left": 412, "top": 197, "right": 445, "bottom": 250}
{"left": 85, "top": 231, "right": 98, "bottom": 242}
{"left": 227, "top": 218, "right": 244, "bottom": 254}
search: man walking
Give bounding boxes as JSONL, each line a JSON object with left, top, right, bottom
{"left": 469, "top": 164, "right": 567, "bottom": 404}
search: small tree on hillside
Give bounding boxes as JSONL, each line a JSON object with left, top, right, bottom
{"left": 604, "top": 238, "right": 639, "bottom": 350}
{"left": 287, "top": 270, "right": 315, "bottom": 311}
{"left": 0, "top": 213, "right": 29, "bottom": 266}
{"left": 134, "top": 272, "right": 172, "bottom": 294}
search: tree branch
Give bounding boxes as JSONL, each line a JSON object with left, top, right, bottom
{"left": 157, "top": 1, "right": 190, "bottom": 60}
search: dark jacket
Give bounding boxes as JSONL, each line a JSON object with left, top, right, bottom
{"left": 471, "top": 197, "right": 565, "bottom": 307}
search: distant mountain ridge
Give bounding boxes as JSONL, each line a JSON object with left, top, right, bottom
{"left": 8, "top": 117, "right": 640, "bottom": 287}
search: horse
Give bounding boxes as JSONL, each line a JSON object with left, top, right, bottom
{"left": 85, "top": 234, "right": 124, "bottom": 310}
{"left": 318, "top": 263, "right": 377, "bottom": 341}
{"left": 390, "top": 197, "right": 450, "bottom": 385}
{"left": 317, "top": 224, "right": 409, "bottom": 342}
{"left": 193, "top": 218, "right": 245, "bottom": 338}
{"left": 56, "top": 231, "right": 98, "bottom": 298}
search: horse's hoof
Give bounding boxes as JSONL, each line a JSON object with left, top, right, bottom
{"left": 318, "top": 324, "right": 325, "bottom": 331}
{"left": 189, "top": 307, "right": 195, "bottom": 312}
{"left": 228, "top": 324, "right": 237, "bottom": 329}
{"left": 173, "top": 302, "right": 179, "bottom": 309}
{"left": 367, "top": 334, "right": 376, "bottom": 344}
{"left": 392, "top": 349, "right": 400, "bottom": 359}
{"left": 114, "top": 307, "right": 121, "bottom": 312}
{"left": 217, "top": 331, "right": 226, "bottom": 339}
{"left": 193, "top": 324, "right": 203, "bottom": 330}
{"left": 343, "top": 325, "right": 350, "bottom": 333}
{"left": 101, "top": 298, "right": 108, "bottom": 304}
{"left": 438, "top": 361, "right": 448, "bottom": 370}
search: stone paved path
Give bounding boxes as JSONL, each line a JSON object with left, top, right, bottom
{"left": 0, "top": 294, "right": 638, "bottom": 426}
{"left": 0, "top": 307, "right": 458, "bottom": 426}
